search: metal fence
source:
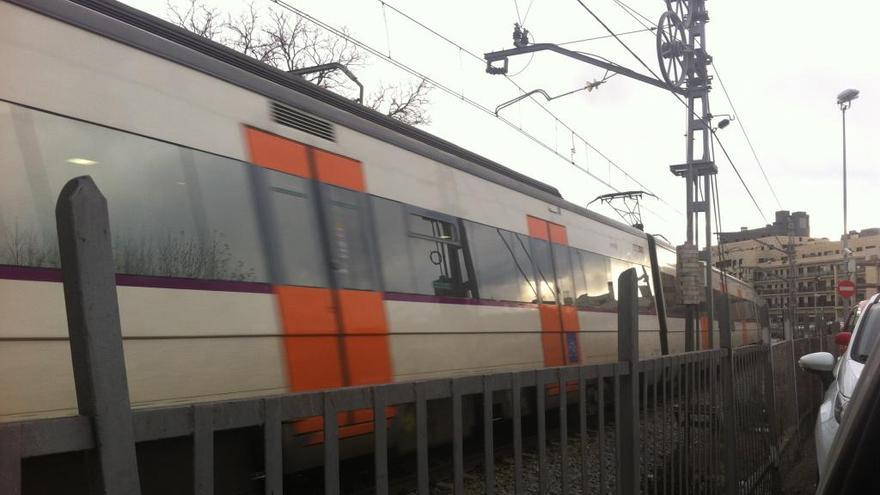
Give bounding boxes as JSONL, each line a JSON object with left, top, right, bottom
{"left": 0, "top": 177, "right": 827, "bottom": 495}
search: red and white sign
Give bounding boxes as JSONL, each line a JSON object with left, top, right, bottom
{"left": 838, "top": 280, "right": 856, "bottom": 299}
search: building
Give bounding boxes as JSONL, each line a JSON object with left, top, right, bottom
{"left": 718, "top": 210, "right": 810, "bottom": 244}
{"left": 714, "top": 212, "right": 880, "bottom": 337}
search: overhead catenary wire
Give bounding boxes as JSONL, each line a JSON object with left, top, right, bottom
{"left": 268, "top": 0, "right": 626, "bottom": 196}
{"left": 364, "top": 0, "right": 681, "bottom": 215}
{"left": 375, "top": 1, "right": 660, "bottom": 196}
{"left": 557, "top": 27, "right": 655, "bottom": 47}
{"left": 578, "top": 0, "right": 773, "bottom": 227}
{"left": 710, "top": 63, "right": 783, "bottom": 209}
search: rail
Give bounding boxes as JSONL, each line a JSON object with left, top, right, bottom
{"left": 0, "top": 177, "right": 825, "bottom": 494}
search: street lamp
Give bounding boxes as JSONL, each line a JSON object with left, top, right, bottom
{"left": 837, "top": 88, "right": 859, "bottom": 307}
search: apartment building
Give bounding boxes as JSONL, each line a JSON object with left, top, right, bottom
{"left": 714, "top": 211, "right": 880, "bottom": 337}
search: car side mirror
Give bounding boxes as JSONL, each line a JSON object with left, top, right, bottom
{"left": 835, "top": 332, "right": 852, "bottom": 347}
{"left": 800, "top": 352, "right": 835, "bottom": 372}
{"left": 800, "top": 351, "right": 836, "bottom": 389}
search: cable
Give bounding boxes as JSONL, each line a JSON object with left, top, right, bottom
{"left": 367, "top": 0, "right": 681, "bottom": 213}
{"left": 512, "top": 0, "right": 522, "bottom": 25}
{"left": 521, "top": 0, "right": 537, "bottom": 25}
{"left": 268, "top": 0, "right": 623, "bottom": 194}
{"left": 574, "top": 0, "right": 663, "bottom": 83}
{"left": 713, "top": 135, "right": 768, "bottom": 223}
{"left": 710, "top": 63, "right": 783, "bottom": 209}
{"left": 557, "top": 27, "right": 655, "bottom": 46}
{"left": 577, "top": 0, "right": 773, "bottom": 228}
{"left": 611, "top": 0, "right": 656, "bottom": 31}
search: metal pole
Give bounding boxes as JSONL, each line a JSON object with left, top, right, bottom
{"left": 841, "top": 106, "right": 851, "bottom": 307}
{"left": 718, "top": 294, "right": 738, "bottom": 495}
{"left": 617, "top": 268, "right": 640, "bottom": 495}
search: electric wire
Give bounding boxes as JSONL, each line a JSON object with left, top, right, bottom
{"left": 512, "top": 0, "right": 522, "bottom": 25}
{"left": 377, "top": 1, "right": 652, "bottom": 192}
{"left": 577, "top": 0, "right": 772, "bottom": 227}
{"left": 364, "top": 0, "right": 680, "bottom": 215}
{"left": 611, "top": 0, "right": 656, "bottom": 31}
{"left": 710, "top": 63, "right": 783, "bottom": 209}
{"left": 521, "top": 0, "right": 537, "bottom": 25}
{"left": 268, "top": 0, "right": 624, "bottom": 195}
{"left": 574, "top": 0, "right": 663, "bottom": 83}
{"left": 557, "top": 27, "right": 655, "bottom": 46}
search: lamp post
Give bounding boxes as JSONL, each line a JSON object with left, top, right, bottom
{"left": 837, "top": 88, "right": 859, "bottom": 309}
{"left": 837, "top": 88, "right": 859, "bottom": 314}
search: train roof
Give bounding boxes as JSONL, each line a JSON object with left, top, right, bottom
{"left": 20, "top": 0, "right": 652, "bottom": 241}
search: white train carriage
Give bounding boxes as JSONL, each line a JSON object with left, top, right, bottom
{"left": 0, "top": 0, "right": 765, "bottom": 438}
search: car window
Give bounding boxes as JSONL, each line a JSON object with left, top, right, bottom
{"left": 852, "top": 304, "right": 880, "bottom": 363}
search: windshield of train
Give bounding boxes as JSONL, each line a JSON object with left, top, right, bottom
{"left": 852, "top": 303, "right": 880, "bottom": 364}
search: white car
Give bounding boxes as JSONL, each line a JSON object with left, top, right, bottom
{"left": 800, "top": 293, "right": 880, "bottom": 478}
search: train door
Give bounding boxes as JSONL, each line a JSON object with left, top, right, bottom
{"left": 527, "top": 216, "right": 581, "bottom": 366}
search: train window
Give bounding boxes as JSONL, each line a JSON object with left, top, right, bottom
{"left": 529, "top": 239, "right": 557, "bottom": 304}
{"left": 324, "top": 186, "right": 376, "bottom": 290}
{"left": 264, "top": 171, "right": 327, "bottom": 286}
{"left": 552, "top": 246, "right": 576, "bottom": 306}
{"left": 0, "top": 102, "right": 268, "bottom": 281}
{"left": 607, "top": 259, "right": 653, "bottom": 311}
{"left": 407, "top": 213, "right": 472, "bottom": 298}
{"left": 465, "top": 222, "right": 538, "bottom": 303}
{"left": 574, "top": 249, "right": 614, "bottom": 310}
{"left": 409, "top": 213, "right": 456, "bottom": 241}
{"left": 371, "top": 197, "right": 473, "bottom": 298}
{"left": 372, "top": 197, "right": 414, "bottom": 292}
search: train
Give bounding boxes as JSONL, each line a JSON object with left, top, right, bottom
{"left": 0, "top": 0, "right": 766, "bottom": 484}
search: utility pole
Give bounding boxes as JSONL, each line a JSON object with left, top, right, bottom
{"left": 666, "top": 0, "right": 716, "bottom": 351}
{"left": 483, "top": 0, "right": 717, "bottom": 351}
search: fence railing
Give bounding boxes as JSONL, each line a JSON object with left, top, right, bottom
{"left": 0, "top": 177, "right": 826, "bottom": 494}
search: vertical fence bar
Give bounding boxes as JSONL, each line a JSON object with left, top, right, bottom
{"left": 373, "top": 387, "right": 389, "bottom": 495}
{"left": 641, "top": 366, "right": 648, "bottom": 492}
{"left": 483, "top": 376, "right": 495, "bottom": 495}
{"left": 718, "top": 295, "right": 737, "bottom": 495}
{"left": 55, "top": 176, "right": 141, "bottom": 495}
{"left": 579, "top": 367, "right": 589, "bottom": 495}
{"left": 512, "top": 373, "right": 523, "bottom": 495}
{"left": 676, "top": 356, "right": 683, "bottom": 495}
{"left": 537, "top": 371, "right": 548, "bottom": 494}
{"left": 324, "top": 394, "right": 340, "bottom": 495}
{"left": 599, "top": 372, "right": 607, "bottom": 495}
{"left": 615, "top": 363, "right": 622, "bottom": 495}
{"left": 193, "top": 404, "right": 214, "bottom": 495}
{"left": 617, "top": 268, "right": 640, "bottom": 495}
{"left": 559, "top": 371, "right": 569, "bottom": 495}
{"left": 264, "top": 398, "right": 282, "bottom": 495}
{"left": 662, "top": 361, "right": 669, "bottom": 495}
{"left": 0, "top": 424, "right": 22, "bottom": 495}
{"left": 789, "top": 340, "right": 801, "bottom": 440}
{"left": 452, "top": 379, "right": 464, "bottom": 495}
{"left": 416, "top": 383, "right": 429, "bottom": 495}
{"left": 652, "top": 359, "right": 659, "bottom": 495}
{"left": 764, "top": 344, "right": 781, "bottom": 492}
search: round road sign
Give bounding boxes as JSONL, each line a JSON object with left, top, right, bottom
{"left": 837, "top": 280, "right": 856, "bottom": 299}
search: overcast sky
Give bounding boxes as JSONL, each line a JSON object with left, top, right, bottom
{"left": 125, "top": 0, "right": 879, "bottom": 244}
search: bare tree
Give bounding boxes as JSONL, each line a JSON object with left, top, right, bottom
{"left": 166, "top": 0, "right": 431, "bottom": 125}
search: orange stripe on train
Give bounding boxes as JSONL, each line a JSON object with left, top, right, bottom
{"left": 244, "top": 126, "right": 311, "bottom": 177}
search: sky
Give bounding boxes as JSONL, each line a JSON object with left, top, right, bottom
{"left": 124, "top": 0, "right": 879, "bottom": 244}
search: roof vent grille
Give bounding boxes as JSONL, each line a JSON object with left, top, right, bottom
{"left": 271, "top": 102, "right": 335, "bottom": 141}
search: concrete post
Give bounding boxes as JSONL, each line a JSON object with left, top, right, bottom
{"left": 617, "top": 268, "right": 640, "bottom": 495}
{"left": 56, "top": 176, "right": 141, "bottom": 494}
